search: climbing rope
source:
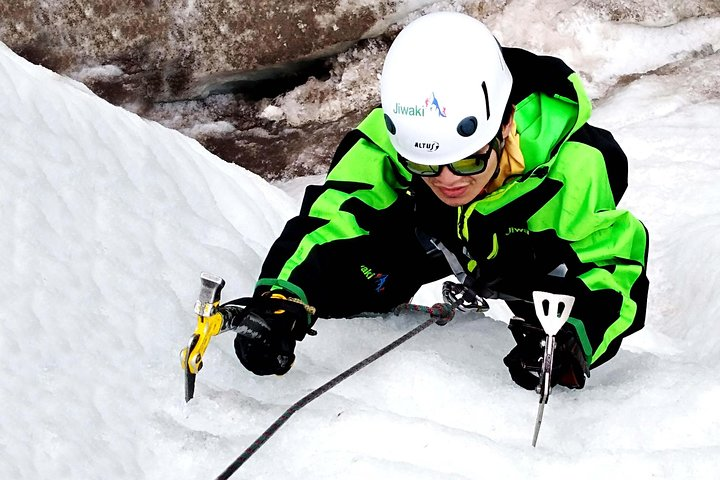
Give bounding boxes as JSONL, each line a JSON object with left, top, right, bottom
{"left": 214, "top": 302, "right": 455, "bottom": 480}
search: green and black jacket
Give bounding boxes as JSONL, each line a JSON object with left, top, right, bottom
{"left": 256, "top": 47, "right": 649, "bottom": 368}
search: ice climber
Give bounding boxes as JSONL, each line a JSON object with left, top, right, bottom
{"left": 214, "top": 12, "right": 649, "bottom": 390}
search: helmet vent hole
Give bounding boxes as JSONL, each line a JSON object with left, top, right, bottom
{"left": 384, "top": 114, "right": 397, "bottom": 135}
{"left": 457, "top": 116, "right": 478, "bottom": 137}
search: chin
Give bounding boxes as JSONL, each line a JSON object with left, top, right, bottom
{"left": 438, "top": 195, "right": 471, "bottom": 207}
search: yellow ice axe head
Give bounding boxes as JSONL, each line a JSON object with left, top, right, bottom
{"left": 180, "top": 272, "right": 225, "bottom": 402}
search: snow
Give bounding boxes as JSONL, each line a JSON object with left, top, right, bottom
{"left": 2, "top": 6, "right": 720, "bottom": 480}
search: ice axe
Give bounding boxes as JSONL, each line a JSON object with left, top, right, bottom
{"left": 180, "top": 272, "right": 226, "bottom": 402}
{"left": 530, "top": 290, "right": 575, "bottom": 447}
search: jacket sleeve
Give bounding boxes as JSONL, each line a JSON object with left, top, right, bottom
{"left": 526, "top": 139, "right": 649, "bottom": 367}
{"left": 255, "top": 110, "right": 412, "bottom": 307}
{"left": 460, "top": 132, "right": 648, "bottom": 368}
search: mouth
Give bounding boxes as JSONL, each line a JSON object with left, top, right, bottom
{"left": 436, "top": 185, "right": 469, "bottom": 198}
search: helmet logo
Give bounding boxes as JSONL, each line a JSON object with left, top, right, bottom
{"left": 426, "top": 92, "right": 447, "bottom": 118}
{"left": 414, "top": 141, "right": 440, "bottom": 152}
{"left": 393, "top": 102, "right": 425, "bottom": 116}
{"left": 392, "top": 93, "right": 447, "bottom": 118}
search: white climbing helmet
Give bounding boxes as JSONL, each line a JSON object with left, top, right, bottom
{"left": 380, "top": 12, "right": 513, "bottom": 165}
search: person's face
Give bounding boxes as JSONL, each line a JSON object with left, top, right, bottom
{"left": 422, "top": 145, "right": 499, "bottom": 207}
{"left": 421, "top": 115, "right": 513, "bottom": 207}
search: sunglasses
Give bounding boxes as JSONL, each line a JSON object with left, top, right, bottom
{"left": 401, "top": 135, "right": 502, "bottom": 177}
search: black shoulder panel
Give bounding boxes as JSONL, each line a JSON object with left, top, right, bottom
{"left": 501, "top": 47, "right": 578, "bottom": 105}
{"left": 569, "top": 124, "right": 629, "bottom": 204}
{"left": 298, "top": 181, "right": 373, "bottom": 216}
{"left": 329, "top": 129, "right": 372, "bottom": 171}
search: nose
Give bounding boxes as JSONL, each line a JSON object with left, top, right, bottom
{"left": 436, "top": 164, "right": 460, "bottom": 182}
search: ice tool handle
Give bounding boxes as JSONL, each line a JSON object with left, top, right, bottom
{"left": 181, "top": 272, "right": 225, "bottom": 402}
{"left": 531, "top": 291, "right": 575, "bottom": 447}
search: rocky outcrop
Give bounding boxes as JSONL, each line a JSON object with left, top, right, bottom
{"left": 583, "top": 0, "right": 720, "bottom": 26}
{"left": 1, "top": 0, "right": 448, "bottom": 178}
{"left": 1, "top": 1, "right": 411, "bottom": 103}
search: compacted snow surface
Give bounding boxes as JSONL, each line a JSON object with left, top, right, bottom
{"left": 2, "top": 4, "right": 720, "bottom": 479}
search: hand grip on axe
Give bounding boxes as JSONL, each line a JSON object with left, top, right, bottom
{"left": 530, "top": 290, "right": 575, "bottom": 447}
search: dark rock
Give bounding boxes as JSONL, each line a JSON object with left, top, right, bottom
{"left": 0, "top": 1, "right": 509, "bottom": 179}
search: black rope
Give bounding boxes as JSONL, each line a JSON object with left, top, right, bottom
{"left": 215, "top": 302, "right": 455, "bottom": 480}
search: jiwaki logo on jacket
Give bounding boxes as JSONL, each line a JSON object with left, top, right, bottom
{"left": 360, "top": 265, "right": 389, "bottom": 293}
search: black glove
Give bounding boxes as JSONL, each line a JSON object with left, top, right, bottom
{"left": 503, "top": 316, "right": 589, "bottom": 390}
{"left": 218, "top": 291, "right": 316, "bottom": 376}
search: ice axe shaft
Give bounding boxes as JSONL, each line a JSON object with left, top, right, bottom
{"left": 180, "top": 272, "right": 225, "bottom": 402}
